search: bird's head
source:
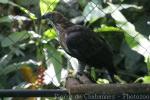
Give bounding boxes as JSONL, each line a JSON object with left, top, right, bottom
{"left": 40, "top": 12, "right": 67, "bottom": 24}
{"left": 40, "top": 11, "right": 73, "bottom": 30}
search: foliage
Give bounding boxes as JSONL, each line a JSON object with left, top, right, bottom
{"left": 40, "top": 0, "right": 59, "bottom": 15}
{"left": 0, "top": 0, "right": 150, "bottom": 92}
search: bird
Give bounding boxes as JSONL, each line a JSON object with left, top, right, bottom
{"left": 40, "top": 12, "right": 116, "bottom": 82}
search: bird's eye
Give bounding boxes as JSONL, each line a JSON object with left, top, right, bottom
{"left": 50, "top": 15, "right": 54, "bottom": 20}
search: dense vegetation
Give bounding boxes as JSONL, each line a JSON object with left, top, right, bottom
{"left": 0, "top": 0, "right": 150, "bottom": 90}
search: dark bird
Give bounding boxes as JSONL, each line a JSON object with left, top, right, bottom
{"left": 41, "top": 12, "right": 116, "bottom": 82}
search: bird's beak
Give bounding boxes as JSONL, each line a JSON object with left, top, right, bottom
{"left": 36, "top": 13, "right": 53, "bottom": 28}
{"left": 35, "top": 13, "right": 51, "bottom": 25}
{"left": 35, "top": 13, "right": 52, "bottom": 22}
{"left": 40, "top": 13, "right": 52, "bottom": 19}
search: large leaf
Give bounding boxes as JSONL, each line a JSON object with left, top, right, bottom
{"left": 108, "top": 3, "right": 150, "bottom": 59}
{"left": 43, "top": 28, "right": 57, "bottom": 40}
{"left": 40, "top": 0, "right": 59, "bottom": 15}
{"left": 124, "top": 33, "right": 138, "bottom": 48}
{"left": 1, "top": 31, "right": 30, "bottom": 47}
{"left": 120, "top": 42, "right": 147, "bottom": 77}
{"left": 83, "top": 2, "right": 142, "bottom": 23}
{"left": 43, "top": 45, "right": 62, "bottom": 86}
{"left": 58, "top": 49, "right": 79, "bottom": 73}
{"left": 143, "top": 76, "right": 150, "bottom": 83}
{"left": 95, "top": 26, "right": 147, "bottom": 81}
{"left": 0, "top": 16, "right": 12, "bottom": 23}
{"left": 83, "top": 1, "right": 105, "bottom": 23}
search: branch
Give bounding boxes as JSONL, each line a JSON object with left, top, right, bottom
{"left": 66, "top": 77, "right": 150, "bottom": 94}
{"left": 67, "top": 84, "right": 150, "bottom": 94}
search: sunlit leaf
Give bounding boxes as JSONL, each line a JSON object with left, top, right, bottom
{"left": 83, "top": 2, "right": 142, "bottom": 23}
{"left": 58, "top": 49, "right": 79, "bottom": 73}
{"left": 43, "top": 28, "right": 57, "bottom": 40}
{"left": 124, "top": 33, "right": 138, "bottom": 48}
{"left": 143, "top": 76, "right": 150, "bottom": 83}
{"left": 40, "top": 0, "right": 59, "bottom": 15}
{"left": 43, "top": 45, "right": 62, "bottom": 86}
{"left": 94, "top": 25, "right": 123, "bottom": 32}
{"left": 108, "top": 3, "right": 150, "bottom": 58}
{"left": 83, "top": 1, "right": 105, "bottom": 23}
{"left": 97, "top": 78, "right": 109, "bottom": 84}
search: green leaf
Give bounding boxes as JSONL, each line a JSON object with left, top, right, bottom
{"left": 0, "top": 0, "right": 9, "bottom": 4}
{"left": 37, "top": 48, "right": 45, "bottom": 61}
{"left": 44, "top": 45, "right": 62, "bottom": 86}
{"left": 83, "top": 2, "right": 142, "bottom": 23}
{"left": 91, "top": 67, "right": 96, "bottom": 81}
{"left": 1, "top": 31, "right": 30, "bottom": 47}
{"left": 97, "top": 78, "right": 109, "bottom": 84}
{"left": 48, "top": 46, "right": 62, "bottom": 82}
{"left": 143, "top": 76, "right": 150, "bottom": 83}
{"left": 147, "top": 57, "right": 150, "bottom": 75}
{"left": 120, "top": 42, "right": 148, "bottom": 78}
{"left": 0, "top": 16, "right": 12, "bottom": 23}
{"left": 108, "top": 3, "right": 150, "bottom": 58}
{"left": 8, "top": 1, "right": 36, "bottom": 19}
{"left": 94, "top": 26, "right": 123, "bottom": 32}
{"left": 94, "top": 26, "right": 125, "bottom": 52}
{"left": 124, "top": 33, "right": 138, "bottom": 48}
{"left": 83, "top": 1, "right": 105, "bottom": 23}
{"left": 43, "top": 28, "right": 57, "bottom": 40}
{"left": 40, "top": 0, "right": 59, "bottom": 15}
{"left": 95, "top": 26, "right": 147, "bottom": 81}
{"left": 108, "top": 3, "right": 137, "bottom": 36}
{"left": 91, "top": 0, "right": 102, "bottom": 5}
{"left": 78, "top": 0, "right": 88, "bottom": 8}
{"left": 0, "top": 52, "right": 13, "bottom": 68}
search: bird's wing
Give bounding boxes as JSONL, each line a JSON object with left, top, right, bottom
{"left": 58, "top": 33, "right": 72, "bottom": 55}
{"left": 65, "top": 25, "right": 111, "bottom": 59}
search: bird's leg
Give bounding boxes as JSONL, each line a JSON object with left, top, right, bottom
{"left": 106, "top": 66, "right": 116, "bottom": 83}
{"left": 76, "top": 61, "right": 93, "bottom": 84}
{"left": 76, "top": 61, "right": 86, "bottom": 76}
{"left": 104, "top": 69, "right": 114, "bottom": 83}
{"left": 96, "top": 67, "right": 116, "bottom": 83}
